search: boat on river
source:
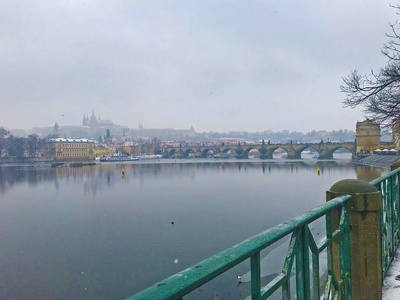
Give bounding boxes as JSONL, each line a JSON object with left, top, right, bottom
{"left": 99, "top": 155, "right": 139, "bottom": 163}
{"left": 214, "top": 153, "right": 232, "bottom": 159}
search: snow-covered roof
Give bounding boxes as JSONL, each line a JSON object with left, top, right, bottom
{"left": 48, "top": 138, "right": 94, "bottom": 143}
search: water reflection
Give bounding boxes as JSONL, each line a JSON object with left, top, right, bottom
{"left": 0, "top": 160, "right": 384, "bottom": 196}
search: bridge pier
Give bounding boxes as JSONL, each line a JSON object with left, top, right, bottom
{"left": 287, "top": 149, "right": 301, "bottom": 159}
{"left": 265, "top": 149, "right": 275, "bottom": 159}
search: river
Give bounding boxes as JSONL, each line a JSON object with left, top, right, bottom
{"left": 0, "top": 155, "right": 386, "bottom": 299}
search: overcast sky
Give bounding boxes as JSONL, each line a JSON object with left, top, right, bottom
{"left": 0, "top": 1, "right": 396, "bottom": 133}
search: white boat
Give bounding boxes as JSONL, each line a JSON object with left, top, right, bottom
{"left": 136, "top": 154, "right": 163, "bottom": 160}
{"left": 100, "top": 155, "right": 139, "bottom": 163}
{"left": 214, "top": 153, "right": 231, "bottom": 159}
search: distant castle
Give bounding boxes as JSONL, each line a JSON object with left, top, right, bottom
{"left": 29, "top": 110, "right": 196, "bottom": 140}
{"left": 82, "top": 111, "right": 113, "bottom": 128}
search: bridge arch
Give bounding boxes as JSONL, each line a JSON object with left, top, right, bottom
{"left": 330, "top": 147, "right": 353, "bottom": 159}
{"left": 221, "top": 147, "right": 244, "bottom": 158}
{"left": 184, "top": 148, "right": 196, "bottom": 158}
{"left": 299, "top": 146, "right": 319, "bottom": 159}
{"left": 320, "top": 144, "right": 355, "bottom": 159}
{"left": 201, "top": 149, "right": 216, "bottom": 158}
{"left": 243, "top": 148, "right": 263, "bottom": 159}
{"left": 221, "top": 148, "right": 234, "bottom": 153}
{"left": 266, "top": 147, "right": 289, "bottom": 159}
{"left": 166, "top": 149, "right": 176, "bottom": 158}
{"left": 174, "top": 149, "right": 185, "bottom": 158}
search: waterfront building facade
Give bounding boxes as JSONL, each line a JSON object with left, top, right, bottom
{"left": 48, "top": 138, "right": 95, "bottom": 161}
{"left": 94, "top": 144, "right": 116, "bottom": 158}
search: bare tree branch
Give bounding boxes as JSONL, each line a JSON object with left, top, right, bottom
{"left": 341, "top": 6, "right": 400, "bottom": 129}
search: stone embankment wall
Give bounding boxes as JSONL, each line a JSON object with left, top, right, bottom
{"left": 358, "top": 154, "right": 400, "bottom": 169}
{"left": 0, "top": 157, "right": 53, "bottom": 164}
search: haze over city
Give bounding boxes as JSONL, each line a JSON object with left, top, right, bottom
{"left": 0, "top": 1, "right": 394, "bottom": 132}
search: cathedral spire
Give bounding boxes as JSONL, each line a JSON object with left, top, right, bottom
{"left": 53, "top": 121, "right": 59, "bottom": 136}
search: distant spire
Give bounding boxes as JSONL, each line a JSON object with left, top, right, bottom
{"left": 89, "top": 111, "right": 98, "bottom": 127}
{"left": 53, "top": 121, "right": 59, "bottom": 136}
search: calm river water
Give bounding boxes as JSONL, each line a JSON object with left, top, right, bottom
{"left": 0, "top": 156, "right": 386, "bottom": 299}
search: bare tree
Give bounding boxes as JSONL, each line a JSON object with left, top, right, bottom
{"left": 341, "top": 5, "right": 400, "bottom": 128}
{"left": 27, "top": 134, "right": 38, "bottom": 157}
{"left": 0, "top": 127, "right": 10, "bottom": 157}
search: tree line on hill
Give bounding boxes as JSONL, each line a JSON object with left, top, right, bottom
{"left": 193, "top": 129, "right": 358, "bottom": 143}
{"left": 0, "top": 127, "right": 51, "bottom": 158}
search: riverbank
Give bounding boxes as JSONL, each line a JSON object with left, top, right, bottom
{"left": 0, "top": 157, "right": 97, "bottom": 167}
{"left": 357, "top": 154, "right": 400, "bottom": 169}
{"left": 0, "top": 157, "right": 53, "bottom": 165}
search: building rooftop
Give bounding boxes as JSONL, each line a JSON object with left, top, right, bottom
{"left": 48, "top": 138, "right": 94, "bottom": 143}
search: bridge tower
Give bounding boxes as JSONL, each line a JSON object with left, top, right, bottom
{"left": 356, "top": 119, "right": 380, "bottom": 154}
{"left": 393, "top": 121, "right": 400, "bottom": 150}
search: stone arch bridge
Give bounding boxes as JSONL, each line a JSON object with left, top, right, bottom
{"left": 162, "top": 142, "right": 356, "bottom": 159}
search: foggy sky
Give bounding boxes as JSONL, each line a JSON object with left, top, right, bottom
{"left": 0, "top": 1, "right": 395, "bottom": 133}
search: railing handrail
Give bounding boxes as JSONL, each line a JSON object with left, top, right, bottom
{"left": 370, "top": 167, "right": 400, "bottom": 279}
{"left": 370, "top": 168, "right": 400, "bottom": 186}
{"left": 127, "top": 195, "right": 351, "bottom": 300}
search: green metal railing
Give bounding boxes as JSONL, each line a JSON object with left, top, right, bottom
{"left": 370, "top": 168, "right": 400, "bottom": 279}
{"left": 127, "top": 195, "right": 352, "bottom": 300}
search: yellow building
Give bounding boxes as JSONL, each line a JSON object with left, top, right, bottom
{"left": 48, "top": 138, "right": 95, "bottom": 161}
{"left": 356, "top": 119, "right": 381, "bottom": 153}
{"left": 95, "top": 145, "right": 115, "bottom": 158}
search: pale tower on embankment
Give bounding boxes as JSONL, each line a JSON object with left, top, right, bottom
{"left": 356, "top": 119, "right": 381, "bottom": 153}
{"left": 393, "top": 121, "right": 400, "bottom": 150}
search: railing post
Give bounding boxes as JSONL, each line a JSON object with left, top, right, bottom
{"left": 327, "top": 179, "right": 382, "bottom": 300}
{"left": 251, "top": 252, "right": 261, "bottom": 299}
